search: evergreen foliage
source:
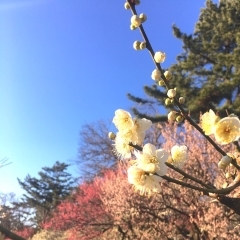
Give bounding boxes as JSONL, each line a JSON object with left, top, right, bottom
{"left": 128, "top": 0, "right": 240, "bottom": 122}
{"left": 15, "top": 161, "right": 75, "bottom": 228}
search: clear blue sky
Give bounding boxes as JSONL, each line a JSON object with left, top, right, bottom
{"left": 0, "top": 0, "right": 215, "bottom": 197}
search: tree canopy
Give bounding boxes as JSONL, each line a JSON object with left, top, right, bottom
{"left": 15, "top": 161, "right": 75, "bottom": 228}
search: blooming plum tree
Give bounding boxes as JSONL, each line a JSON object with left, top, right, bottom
{"left": 109, "top": 0, "right": 240, "bottom": 217}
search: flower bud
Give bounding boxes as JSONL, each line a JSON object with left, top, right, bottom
{"left": 133, "top": 41, "right": 141, "bottom": 50}
{"left": 164, "top": 71, "right": 172, "bottom": 80}
{"left": 130, "top": 24, "right": 137, "bottom": 30}
{"left": 135, "top": 0, "right": 140, "bottom": 5}
{"left": 131, "top": 15, "right": 141, "bottom": 27}
{"left": 165, "top": 98, "right": 172, "bottom": 105}
{"left": 221, "top": 155, "right": 232, "bottom": 165}
{"left": 151, "top": 69, "right": 161, "bottom": 81}
{"left": 167, "top": 89, "right": 176, "bottom": 98}
{"left": 218, "top": 161, "right": 226, "bottom": 170}
{"left": 158, "top": 80, "right": 165, "bottom": 86}
{"left": 176, "top": 115, "right": 184, "bottom": 122}
{"left": 168, "top": 111, "right": 176, "bottom": 121}
{"left": 225, "top": 172, "right": 232, "bottom": 179}
{"left": 108, "top": 132, "right": 116, "bottom": 140}
{"left": 139, "top": 13, "right": 147, "bottom": 23}
{"left": 222, "top": 182, "right": 228, "bottom": 188}
{"left": 154, "top": 51, "right": 166, "bottom": 63}
{"left": 124, "top": 2, "right": 130, "bottom": 9}
{"left": 140, "top": 42, "right": 146, "bottom": 49}
{"left": 179, "top": 97, "right": 185, "bottom": 104}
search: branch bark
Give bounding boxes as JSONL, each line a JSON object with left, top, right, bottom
{"left": 0, "top": 224, "right": 26, "bottom": 240}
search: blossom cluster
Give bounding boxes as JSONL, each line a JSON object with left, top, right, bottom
{"left": 111, "top": 109, "right": 188, "bottom": 196}
{"left": 201, "top": 109, "right": 240, "bottom": 145}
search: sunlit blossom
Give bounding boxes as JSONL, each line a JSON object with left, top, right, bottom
{"left": 214, "top": 116, "right": 240, "bottom": 145}
{"left": 171, "top": 145, "right": 188, "bottom": 169}
{"left": 127, "top": 165, "right": 162, "bottom": 196}
{"left": 113, "top": 134, "right": 134, "bottom": 159}
{"left": 136, "top": 143, "right": 169, "bottom": 176}
{"left": 112, "top": 109, "right": 134, "bottom": 132}
{"left": 201, "top": 109, "right": 220, "bottom": 135}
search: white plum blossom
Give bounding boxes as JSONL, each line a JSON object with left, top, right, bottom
{"left": 214, "top": 116, "right": 240, "bottom": 145}
{"left": 201, "top": 109, "right": 220, "bottom": 135}
{"left": 171, "top": 145, "right": 188, "bottom": 169}
{"left": 127, "top": 165, "right": 163, "bottom": 196}
{"left": 112, "top": 109, "right": 134, "bottom": 132}
{"left": 113, "top": 134, "right": 134, "bottom": 159}
{"left": 136, "top": 143, "right": 169, "bottom": 176}
{"left": 112, "top": 110, "right": 152, "bottom": 159}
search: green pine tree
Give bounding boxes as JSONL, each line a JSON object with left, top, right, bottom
{"left": 15, "top": 161, "right": 75, "bottom": 228}
{"left": 128, "top": 0, "right": 240, "bottom": 122}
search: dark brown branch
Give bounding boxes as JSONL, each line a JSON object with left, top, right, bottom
{"left": 0, "top": 224, "right": 26, "bottom": 240}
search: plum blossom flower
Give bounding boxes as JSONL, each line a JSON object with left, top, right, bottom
{"left": 112, "top": 110, "right": 152, "bottom": 158}
{"left": 214, "top": 116, "right": 240, "bottom": 145}
{"left": 112, "top": 109, "right": 134, "bottom": 132}
{"left": 127, "top": 165, "right": 162, "bottom": 195}
{"left": 201, "top": 109, "right": 220, "bottom": 135}
{"left": 136, "top": 143, "right": 169, "bottom": 176}
{"left": 113, "top": 134, "right": 134, "bottom": 159}
{"left": 171, "top": 145, "right": 188, "bottom": 169}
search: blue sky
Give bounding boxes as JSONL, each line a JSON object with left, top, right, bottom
{"left": 0, "top": 0, "right": 214, "bottom": 197}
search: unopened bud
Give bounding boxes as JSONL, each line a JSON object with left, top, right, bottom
{"left": 151, "top": 69, "right": 161, "bottom": 81}
{"left": 135, "top": 0, "right": 140, "bottom": 5}
{"left": 164, "top": 71, "right": 172, "bottom": 80}
{"left": 221, "top": 155, "right": 232, "bottom": 165}
{"left": 154, "top": 51, "right": 166, "bottom": 63}
{"left": 108, "top": 132, "right": 116, "bottom": 140}
{"left": 131, "top": 15, "right": 141, "bottom": 27}
{"left": 218, "top": 161, "right": 226, "bottom": 170}
{"left": 133, "top": 41, "right": 141, "bottom": 50}
{"left": 158, "top": 80, "right": 165, "bottom": 86}
{"left": 176, "top": 115, "right": 183, "bottom": 122}
{"left": 139, "top": 13, "right": 147, "bottom": 23}
{"left": 165, "top": 98, "right": 172, "bottom": 105}
{"left": 179, "top": 97, "right": 185, "bottom": 104}
{"left": 167, "top": 89, "right": 176, "bottom": 98}
{"left": 225, "top": 172, "right": 232, "bottom": 178}
{"left": 140, "top": 42, "right": 146, "bottom": 49}
{"left": 130, "top": 24, "right": 137, "bottom": 30}
{"left": 168, "top": 111, "right": 176, "bottom": 121}
{"left": 124, "top": 2, "right": 130, "bottom": 9}
{"left": 222, "top": 182, "right": 228, "bottom": 188}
